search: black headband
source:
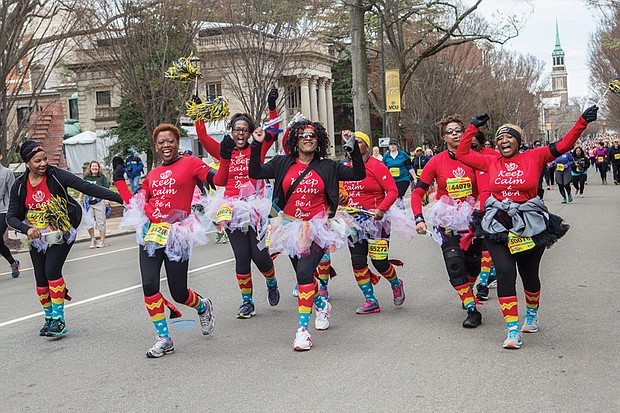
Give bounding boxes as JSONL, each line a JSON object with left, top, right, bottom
{"left": 20, "top": 140, "right": 45, "bottom": 162}
{"left": 496, "top": 127, "right": 522, "bottom": 144}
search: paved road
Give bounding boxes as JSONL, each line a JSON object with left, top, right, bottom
{"left": 1, "top": 175, "right": 619, "bottom": 412}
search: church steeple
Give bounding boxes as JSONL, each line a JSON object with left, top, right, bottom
{"left": 551, "top": 19, "right": 568, "bottom": 106}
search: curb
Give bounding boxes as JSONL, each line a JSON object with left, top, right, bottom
{"left": 10, "top": 229, "right": 135, "bottom": 255}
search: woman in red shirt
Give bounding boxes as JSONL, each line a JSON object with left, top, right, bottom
{"left": 412, "top": 115, "right": 483, "bottom": 329}
{"left": 341, "top": 130, "right": 407, "bottom": 314}
{"left": 196, "top": 89, "right": 280, "bottom": 318}
{"left": 249, "top": 120, "right": 365, "bottom": 351}
{"left": 114, "top": 124, "right": 234, "bottom": 358}
{"left": 455, "top": 106, "right": 598, "bottom": 349}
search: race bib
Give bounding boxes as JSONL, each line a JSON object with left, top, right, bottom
{"left": 27, "top": 209, "right": 48, "bottom": 229}
{"left": 216, "top": 204, "right": 233, "bottom": 223}
{"left": 416, "top": 169, "right": 423, "bottom": 177}
{"left": 446, "top": 177, "right": 473, "bottom": 199}
{"left": 144, "top": 222, "right": 171, "bottom": 245}
{"left": 389, "top": 167, "right": 400, "bottom": 177}
{"left": 597, "top": 156, "right": 604, "bottom": 163}
{"left": 507, "top": 232, "right": 535, "bottom": 254}
{"left": 556, "top": 163, "right": 565, "bottom": 172}
{"left": 615, "top": 154, "right": 620, "bottom": 160}
{"left": 368, "top": 239, "right": 389, "bottom": 260}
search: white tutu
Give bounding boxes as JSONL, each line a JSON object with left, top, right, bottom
{"left": 268, "top": 212, "right": 357, "bottom": 258}
{"left": 424, "top": 195, "right": 475, "bottom": 232}
{"left": 120, "top": 194, "right": 211, "bottom": 261}
{"left": 23, "top": 203, "right": 92, "bottom": 252}
{"left": 338, "top": 206, "right": 417, "bottom": 243}
{"left": 203, "top": 187, "right": 271, "bottom": 236}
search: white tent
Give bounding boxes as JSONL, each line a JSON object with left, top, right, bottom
{"left": 63, "top": 131, "right": 117, "bottom": 175}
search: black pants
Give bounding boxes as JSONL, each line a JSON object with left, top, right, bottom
{"left": 395, "top": 180, "right": 409, "bottom": 199}
{"left": 226, "top": 227, "right": 273, "bottom": 275}
{"left": 289, "top": 242, "right": 326, "bottom": 285}
{"left": 485, "top": 240, "right": 544, "bottom": 297}
{"left": 612, "top": 161, "right": 620, "bottom": 182}
{"left": 440, "top": 231, "right": 482, "bottom": 287}
{"left": 30, "top": 241, "right": 73, "bottom": 287}
{"left": 572, "top": 174, "right": 586, "bottom": 194}
{"left": 544, "top": 166, "right": 555, "bottom": 186}
{"left": 348, "top": 238, "right": 390, "bottom": 273}
{"left": 598, "top": 162, "right": 608, "bottom": 182}
{"left": 139, "top": 247, "right": 191, "bottom": 303}
{"left": 0, "top": 213, "right": 15, "bottom": 265}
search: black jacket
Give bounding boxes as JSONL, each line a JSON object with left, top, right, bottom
{"left": 7, "top": 165, "right": 123, "bottom": 234}
{"left": 249, "top": 141, "right": 366, "bottom": 217}
{"left": 608, "top": 145, "right": 620, "bottom": 164}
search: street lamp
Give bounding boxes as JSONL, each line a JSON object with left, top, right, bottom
{"left": 189, "top": 54, "right": 201, "bottom": 97}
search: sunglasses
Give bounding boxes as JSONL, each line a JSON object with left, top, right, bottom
{"left": 444, "top": 128, "right": 463, "bottom": 135}
{"left": 232, "top": 127, "right": 250, "bottom": 133}
{"left": 299, "top": 132, "right": 317, "bottom": 139}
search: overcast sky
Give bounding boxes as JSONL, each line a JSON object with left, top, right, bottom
{"left": 475, "top": 0, "right": 599, "bottom": 101}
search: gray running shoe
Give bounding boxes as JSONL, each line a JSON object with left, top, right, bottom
{"left": 356, "top": 300, "right": 380, "bottom": 315}
{"left": 521, "top": 314, "right": 539, "bottom": 333}
{"left": 146, "top": 336, "right": 174, "bottom": 358}
{"left": 503, "top": 329, "right": 523, "bottom": 349}
{"left": 198, "top": 298, "right": 215, "bottom": 335}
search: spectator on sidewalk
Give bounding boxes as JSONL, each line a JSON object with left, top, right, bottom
{"left": 0, "top": 153, "right": 20, "bottom": 278}
{"left": 125, "top": 147, "right": 144, "bottom": 194}
{"left": 78, "top": 160, "right": 110, "bottom": 248}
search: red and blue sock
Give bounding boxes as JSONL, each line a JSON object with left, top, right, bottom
{"left": 145, "top": 292, "right": 169, "bottom": 338}
{"left": 261, "top": 265, "right": 277, "bottom": 288}
{"left": 454, "top": 282, "right": 475, "bottom": 310}
{"left": 524, "top": 289, "right": 540, "bottom": 318}
{"left": 236, "top": 273, "right": 253, "bottom": 303}
{"left": 354, "top": 266, "right": 377, "bottom": 303}
{"left": 48, "top": 277, "right": 67, "bottom": 322}
{"left": 379, "top": 263, "right": 401, "bottom": 288}
{"left": 183, "top": 289, "right": 206, "bottom": 314}
{"left": 499, "top": 296, "right": 519, "bottom": 332}
{"left": 36, "top": 285, "right": 52, "bottom": 318}
{"left": 297, "top": 282, "right": 315, "bottom": 329}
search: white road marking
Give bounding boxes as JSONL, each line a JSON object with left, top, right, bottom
{"left": 0, "top": 258, "right": 235, "bottom": 329}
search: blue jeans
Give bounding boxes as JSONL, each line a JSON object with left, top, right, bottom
{"left": 130, "top": 175, "right": 141, "bottom": 194}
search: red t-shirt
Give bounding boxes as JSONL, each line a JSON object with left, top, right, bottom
{"left": 26, "top": 175, "right": 53, "bottom": 211}
{"left": 411, "top": 150, "right": 479, "bottom": 216}
{"left": 344, "top": 156, "right": 398, "bottom": 211}
{"left": 282, "top": 160, "right": 327, "bottom": 220}
{"left": 455, "top": 117, "right": 588, "bottom": 202}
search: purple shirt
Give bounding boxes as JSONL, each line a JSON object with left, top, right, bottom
{"left": 594, "top": 147, "right": 608, "bottom": 164}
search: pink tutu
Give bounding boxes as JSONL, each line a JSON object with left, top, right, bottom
{"left": 425, "top": 195, "right": 475, "bottom": 232}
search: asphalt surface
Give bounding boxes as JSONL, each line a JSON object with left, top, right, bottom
{"left": 1, "top": 173, "right": 619, "bottom": 412}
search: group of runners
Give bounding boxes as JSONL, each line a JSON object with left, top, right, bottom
{"left": 6, "top": 87, "right": 599, "bottom": 355}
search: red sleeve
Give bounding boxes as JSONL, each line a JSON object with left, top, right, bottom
{"left": 211, "top": 159, "right": 230, "bottom": 187}
{"left": 196, "top": 120, "right": 221, "bottom": 161}
{"left": 551, "top": 116, "right": 588, "bottom": 158}
{"left": 374, "top": 163, "right": 398, "bottom": 212}
{"left": 281, "top": 129, "right": 290, "bottom": 155}
{"left": 455, "top": 124, "right": 489, "bottom": 172}
{"left": 268, "top": 108, "right": 279, "bottom": 128}
{"left": 114, "top": 179, "right": 133, "bottom": 204}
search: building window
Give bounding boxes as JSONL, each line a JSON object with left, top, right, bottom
{"left": 205, "top": 83, "right": 222, "bottom": 99}
{"left": 69, "top": 97, "right": 79, "bottom": 120}
{"left": 287, "top": 85, "right": 301, "bottom": 109}
{"left": 17, "top": 107, "right": 31, "bottom": 126}
{"left": 96, "top": 90, "right": 111, "bottom": 106}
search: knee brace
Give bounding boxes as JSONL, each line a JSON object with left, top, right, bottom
{"left": 442, "top": 246, "right": 466, "bottom": 280}
{"left": 351, "top": 253, "right": 368, "bottom": 270}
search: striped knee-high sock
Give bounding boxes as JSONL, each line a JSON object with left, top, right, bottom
{"left": 454, "top": 282, "right": 476, "bottom": 310}
{"left": 183, "top": 289, "right": 206, "bottom": 314}
{"left": 145, "top": 292, "right": 169, "bottom": 338}
{"left": 467, "top": 275, "right": 478, "bottom": 292}
{"left": 524, "top": 289, "right": 540, "bottom": 318}
{"left": 261, "top": 265, "right": 277, "bottom": 288}
{"left": 379, "top": 263, "right": 401, "bottom": 288}
{"left": 499, "top": 296, "right": 519, "bottom": 332}
{"left": 48, "top": 278, "right": 66, "bottom": 321}
{"left": 36, "top": 285, "right": 52, "bottom": 318}
{"left": 312, "top": 279, "right": 327, "bottom": 310}
{"left": 297, "top": 283, "right": 315, "bottom": 329}
{"left": 354, "top": 266, "right": 377, "bottom": 303}
{"left": 317, "top": 254, "right": 331, "bottom": 294}
{"left": 479, "top": 251, "right": 492, "bottom": 286}
{"left": 236, "top": 273, "right": 253, "bottom": 303}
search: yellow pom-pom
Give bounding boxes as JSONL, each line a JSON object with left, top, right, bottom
{"left": 186, "top": 96, "right": 230, "bottom": 123}
{"left": 165, "top": 52, "right": 202, "bottom": 82}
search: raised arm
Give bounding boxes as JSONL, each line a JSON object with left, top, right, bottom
{"left": 455, "top": 114, "right": 491, "bottom": 172}
{"left": 196, "top": 120, "right": 221, "bottom": 161}
{"left": 336, "top": 137, "right": 365, "bottom": 181}
{"left": 547, "top": 106, "right": 597, "bottom": 162}
{"left": 197, "top": 135, "right": 235, "bottom": 186}
{"left": 248, "top": 128, "right": 277, "bottom": 180}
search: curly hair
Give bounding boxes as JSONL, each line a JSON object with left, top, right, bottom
{"left": 436, "top": 115, "right": 465, "bottom": 137}
{"left": 286, "top": 120, "right": 330, "bottom": 158}
{"left": 228, "top": 113, "right": 256, "bottom": 132}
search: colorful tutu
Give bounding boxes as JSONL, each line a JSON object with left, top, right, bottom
{"left": 22, "top": 203, "right": 92, "bottom": 252}
{"left": 203, "top": 186, "right": 271, "bottom": 237}
{"left": 268, "top": 212, "right": 357, "bottom": 258}
{"left": 424, "top": 195, "right": 475, "bottom": 232}
{"left": 339, "top": 206, "right": 416, "bottom": 242}
{"left": 120, "top": 194, "right": 211, "bottom": 261}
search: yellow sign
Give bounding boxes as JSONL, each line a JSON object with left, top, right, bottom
{"left": 368, "top": 239, "right": 389, "bottom": 260}
{"left": 144, "top": 222, "right": 171, "bottom": 245}
{"left": 385, "top": 70, "right": 401, "bottom": 113}
{"left": 507, "top": 232, "right": 535, "bottom": 254}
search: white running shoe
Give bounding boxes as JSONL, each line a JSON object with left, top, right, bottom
{"left": 502, "top": 329, "right": 523, "bottom": 349}
{"left": 314, "top": 302, "right": 331, "bottom": 331}
{"left": 146, "top": 336, "right": 174, "bottom": 358}
{"left": 198, "top": 298, "right": 215, "bottom": 335}
{"left": 293, "top": 327, "right": 312, "bottom": 351}
{"left": 521, "top": 314, "right": 539, "bottom": 333}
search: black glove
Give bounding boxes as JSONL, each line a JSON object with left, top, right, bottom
{"left": 191, "top": 95, "right": 202, "bottom": 105}
{"left": 219, "top": 134, "right": 236, "bottom": 160}
{"left": 267, "top": 87, "right": 279, "bottom": 110}
{"left": 582, "top": 105, "right": 598, "bottom": 122}
{"left": 471, "top": 113, "right": 490, "bottom": 128}
{"left": 112, "top": 164, "right": 125, "bottom": 182}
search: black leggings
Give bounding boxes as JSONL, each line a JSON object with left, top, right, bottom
{"left": 140, "top": 247, "right": 190, "bottom": 303}
{"left": 30, "top": 241, "right": 73, "bottom": 287}
{"left": 572, "top": 174, "right": 586, "bottom": 194}
{"left": 395, "top": 181, "right": 409, "bottom": 199}
{"left": 544, "top": 166, "right": 555, "bottom": 186}
{"left": 440, "top": 231, "right": 482, "bottom": 287}
{"left": 226, "top": 227, "right": 273, "bottom": 275}
{"left": 0, "top": 213, "right": 15, "bottom": 264}
{"left": 599, "top": 162, "right": 608, "bottom": 181}
{"left": 485, "top": 240, "right": 544, "bottom": 297}
{"left": 612, "top": 161, "right": 620, "bottom": 182}
{"left": 558, "top": 183, "right": 571, "bottom": 199}
{"left": 348, "top": 239, "right": 390, "bottom": 273}
{"left": 289, "top": 242, "right": 326, "bottom": 285}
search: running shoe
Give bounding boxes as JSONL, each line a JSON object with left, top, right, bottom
{"left": 314, "top": 302, "right": 331, "bottom": 330}
{"left": 237, "top": 301, "right": 256, "bottom": 319}
{"left": 267, "top": 284, "right": 280, "bottom": 306}
{"left": 146, "top": 336, "right": 175, "bottom": 358}
{"left": 11, "top": 259, "right": 20, "bottom": 278}
{"left": 355, "top": 300, "right": 380, "bottom": 315}
{"left": 96, "top": 241, "right": 107, "bottom": 248}
{"left": 89, "top": 239, "right": 97, "bottom": 249}
{"left": 568, "top": 194, "right": 573, "bottom": 203}
{"left": 462, "top": 307, "right": 482, "bottom": 328}
{"left": 319, "top": 285, "right": 329, "bottom": 301}
{"left": 39, "top": 317, "right": 52, "bottom": 336}
{"left": 561, "top": 198, "right": 567, "bottom": 204}
{"left": 392, "top": 280, "right": 406, "bottom": 306}
{"left": 293, "top": 283, "right": 298, "bottom": 297}
{"left": 476, "top": 284, "right": 489, "bottom": 301}
{"left": 293, "top": 327, "right": 312, "bottom": 351}
{"left": 46, "top": 317, "right": 68, "bottom": 337}
{"left": 503, "top": 329, "right": 523, "bottom": 349}
{"left": 580, "top": 193, "right": 584, "bottom": 198}
{"left": 521, "top": 314, "right": 539, "bottom": 333}
{"left": 198, "top": 298, "right": 215, "bottom": 335}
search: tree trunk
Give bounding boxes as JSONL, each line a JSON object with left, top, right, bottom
{"left": 349, "top": 0, "right": 371, "bottom": 135}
